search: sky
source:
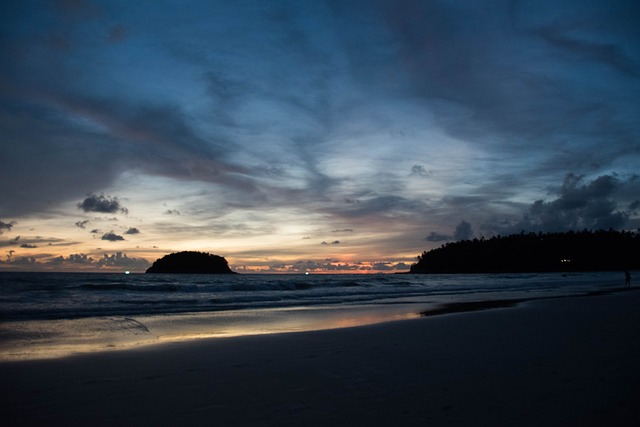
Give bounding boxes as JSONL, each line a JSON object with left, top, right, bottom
{"left": 1, "top": 0, "right": 639, "bottom": 273}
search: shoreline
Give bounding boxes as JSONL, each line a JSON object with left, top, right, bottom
{"left": 3, "top": 289, "right": 640, "bottom": 425}
{"left": 421, "top": 285, "right": 640, "bottom": 317}
{"left": 2, "top": 284, "right": 636, "bottom": 362}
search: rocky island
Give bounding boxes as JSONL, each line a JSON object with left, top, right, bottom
{"left": 146, "top": 251, "right": 236, "bottom": 274}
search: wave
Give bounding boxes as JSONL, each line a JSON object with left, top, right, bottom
{"left": 113, "top": 317, "right": 150, "bottom": 334}
{"left": 0, "top": 271, "right": 623, "bottom": 322}
{"left": 117, "top": 298, "right": 201, "bottom": 306}
{"left": 76, "top": 283, "right": 179, "bottom": 292}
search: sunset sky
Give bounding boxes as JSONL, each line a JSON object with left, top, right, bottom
{"left": 1, "top": 0, "right": 639, "bottom": 273}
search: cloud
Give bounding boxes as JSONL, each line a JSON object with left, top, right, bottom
{"left": 101, "top": 231, "right": 125, "bottom": 241}
{"left": 0, "top": 98, "right": 125, "bottom": 216}
{"left": 378, "top": 0, "right": 640, "bottom": 178}
{"left": 96, "top": 252, "right": 150, "bottom": 269}
{"left": 1, "top": 236, "right": 72, "bottom": 248}
{"left": 425, "top": 221, "right": 473, "bottom": 242}
{"left": 53, "top": 0, "right": 102, "bottom": 20}
{"left": 78, "top": 194, "right": 128, "bottom": 214}
{"left": 0, "top": 221, "right": 14, "bottom": 234}
{"left": 44, "top": 252, "right": 150, "bottom": 270}
{"left": 484, "top": 173, "right": 640, "bottom": 234}
{"left": 46, "top": 253, "right": 98, "bottom": 267}
{"left": 426, "top": 232, "right": 450, "bottom": 242}
{"left": 106, "top": 24, "right": 128, "bottom": 43}
{"left": 410, "top": 165, "right": 431, "bottom": 177}
{"left": 75, "top": 220, "right": 90, "bottom": 229}
{"left": 453, "top": 221, "right": 473, "bottom": 241}
{"left": 250, "top": 259, "right": 411, "bottom": 273}
{"left": 370, "top": 262, "right": 411, "bottom": 271}
{"left": 44, "top": 95, "right": 253, "bottom": 191}
{"left": 0, "top": 89, "right": 252, "bottom": 217}
{"left": 0, "top": 256, "right": 37, "bottom": 267}
{"left": 64, "top": 254, "right": 95, "bottom": 265}
{"left": 124, "top": 227, "right": 140, "bottom": 235}
{"left": 2, "top": 1, "right": 639, "bottom": 272}
{"left": 534, "top": 23, "right": 638, "bottom": 78}
{"left": 335, "top": 195, "right": 427, "bottom": 219}
{"left": 0, "top": 237, "right": 18, "bottom": 248}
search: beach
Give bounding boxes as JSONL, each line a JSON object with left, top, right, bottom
{"left": 2, "top": 289, "right": 640, "bottom": 426}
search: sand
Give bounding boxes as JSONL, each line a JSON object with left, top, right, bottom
{"left": 2, "top": 289, "right": 640, "bottom": 426}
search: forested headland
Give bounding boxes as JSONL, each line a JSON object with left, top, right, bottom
{"left": 410, "top": 229, "right": 640, "bottom": 274}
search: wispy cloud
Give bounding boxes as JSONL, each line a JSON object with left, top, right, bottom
{"left": 0, "top": 221, "right": 13, "bottom": 234}
{"left": 75, "top": 220, "right": 90, "bottom": 229}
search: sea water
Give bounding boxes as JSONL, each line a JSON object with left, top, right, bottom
{"left": 0, "top": 271, "right": 626, "bottom": 360}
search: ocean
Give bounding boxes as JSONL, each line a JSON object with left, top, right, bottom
{"left": 0, "top": 271, "right": 627, "bottom": 360}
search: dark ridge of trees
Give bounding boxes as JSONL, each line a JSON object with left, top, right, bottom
{"left": 146, "top": 251, "right": 236, "bottom": 274}
{"left": 410, "top": 229, "right": 640, "bottom": 274}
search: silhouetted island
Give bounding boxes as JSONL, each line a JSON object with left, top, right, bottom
{"left": 410, "top": 229, "right": 640, "bottom": 274}
{"left": 146, "top": 251, "right": 236, "bottom": 274}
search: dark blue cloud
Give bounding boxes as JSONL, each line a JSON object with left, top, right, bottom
{"left": 426, "top": 221, "right": 473, "bottom": 242}
{"left": 483, "top": 173, "right": 640, "bottom": 234}
{"left": 453, "top": 221, "right": 473, "bottom": 241}
{"left": 426, "top": 232, "right": 450, "bottom": 243}
{"left": 78, "top": 194, "right": 127, "bottom": 214}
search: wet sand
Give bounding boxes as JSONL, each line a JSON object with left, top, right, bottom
{"left": 2, "top": 289, "right": 640, "bottom": 426}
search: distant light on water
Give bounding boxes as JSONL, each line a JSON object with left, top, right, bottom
{"left": 125, "top": 271, "right": 130, "bottom": 275}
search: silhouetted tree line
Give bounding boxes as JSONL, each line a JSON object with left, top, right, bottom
{"left": 410, "top": 229, "right": 640, "bottom": 274}
{"left": 146, "top": 251, "right": 235, "bottom": 274}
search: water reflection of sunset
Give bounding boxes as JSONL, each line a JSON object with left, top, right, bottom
{"left": 0, "top": 306, "right": 423, "bottom": 361}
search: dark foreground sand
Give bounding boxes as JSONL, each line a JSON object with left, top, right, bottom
{"left": 2, "top": 290, "right": 640, "bottom": 426}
